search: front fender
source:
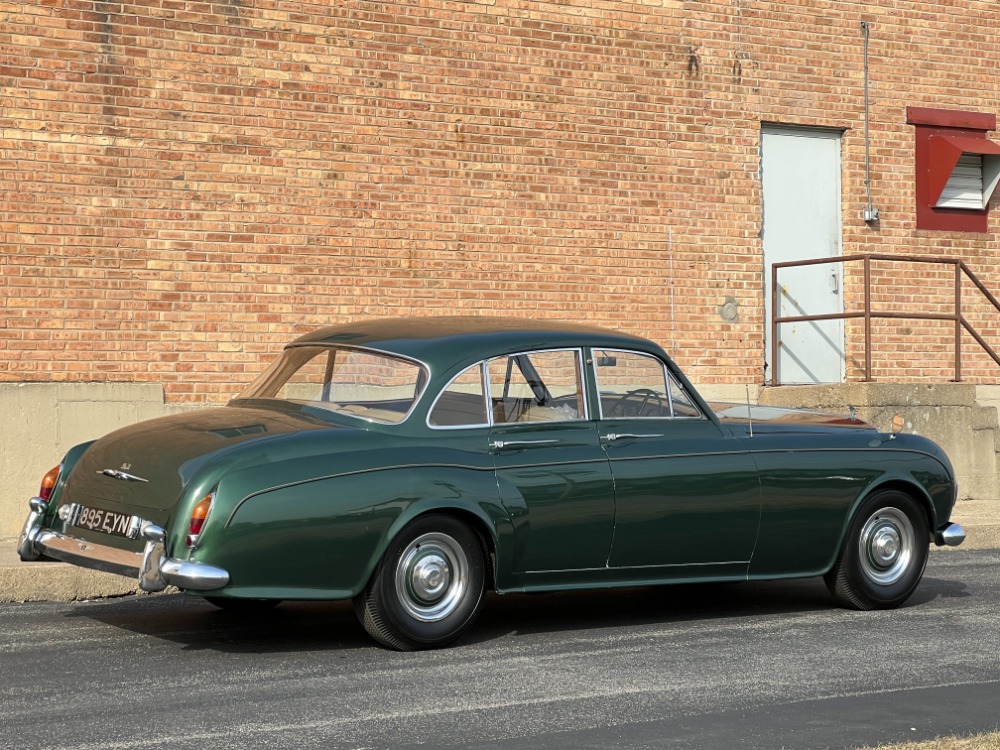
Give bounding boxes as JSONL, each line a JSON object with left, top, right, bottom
{"left": 830, "top": 447, "right": 957, "bottom": 559}
{"left": 748, "top": 444, "right": 956, "bottom": 580}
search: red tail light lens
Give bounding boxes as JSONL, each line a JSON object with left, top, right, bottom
{"left": 187, "top": 494, "right": 214, "bottom": 548}
{"left": 39, "top": 465, "right": 61, "bottom": 502}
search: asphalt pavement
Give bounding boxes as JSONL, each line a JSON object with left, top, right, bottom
{"left": 1, "top": 548, "right": 997, "bottom": 750}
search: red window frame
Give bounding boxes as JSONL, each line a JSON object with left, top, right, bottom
{"left": 907, "top": 107, "right": 1000, "bottom": 233}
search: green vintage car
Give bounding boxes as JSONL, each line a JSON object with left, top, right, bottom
{"left": 18, "top": 317, "right": 965, "bottom": 649}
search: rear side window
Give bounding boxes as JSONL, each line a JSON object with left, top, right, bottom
{"left": 488, "top": 349, "right": 586, "bottom": 424}
{"left": 429, "top": 364, "right": 488, "bottom": 428}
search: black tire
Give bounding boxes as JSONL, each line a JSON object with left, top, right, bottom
{"left": 354, "top": 514, "right": 487, "bottom": 651}
{"left": 825, "top": 490, "right": 929, "bottom": 610}
{"left": 203, "top": 596, "right": 282, "bottom": 612}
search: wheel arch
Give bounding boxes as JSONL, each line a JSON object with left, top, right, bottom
{"left": 830, "top": 477, "right": 936, "bottom": 574}
{"left": 378, "top": 503, "right": 499, "bottom": 591}
{"left": 857, "top": 478, "right": 936, "bottom": 538}
{"left": 825, "top": 478, "right": 933, "bottom": 609}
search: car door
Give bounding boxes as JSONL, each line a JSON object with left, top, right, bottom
{"left": 593, "top": 348, "right": 762, "bottom": 577}
{"left": 487, "top": 348, "right": 616, "bottom": 578}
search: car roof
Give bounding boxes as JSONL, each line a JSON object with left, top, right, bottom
{"left": 288, "top": 316, "right": 658, "bottom": 368}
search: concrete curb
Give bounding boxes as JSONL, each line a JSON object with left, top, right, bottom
{"left": 0, "top": 559, "right": 140, "bottom": 603}
{"left": 4, "top": 524, "right": 998, "bottom": 604}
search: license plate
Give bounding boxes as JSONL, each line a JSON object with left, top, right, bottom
{"left": 68, "top": 504, "right": 142, "bottom": 540}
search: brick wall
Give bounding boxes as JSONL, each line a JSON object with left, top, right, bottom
{"left": 2, "top": 0, "right": 999, "bottom": 401}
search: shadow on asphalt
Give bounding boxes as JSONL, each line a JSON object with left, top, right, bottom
{"left": 61, "top": 564, "right": 971, "bottom": 654}
{"left": 64, "top": 593, "right": 374, "bottom": 652}
{"left": 910, "top": 574, "right": 971, "bottom": 603}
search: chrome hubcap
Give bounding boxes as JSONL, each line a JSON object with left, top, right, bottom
{"left": 411, "top": 554, "right": 449, "bottom": 601}
{"left": 395, "top": 532, "right": 468, "bottom": 622}
{"left": 858, "top": 507, "right": 914, "bottom": 585}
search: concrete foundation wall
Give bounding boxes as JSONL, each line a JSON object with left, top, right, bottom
{"left": 0, "top": 384, "right": 201, "bottom": 539}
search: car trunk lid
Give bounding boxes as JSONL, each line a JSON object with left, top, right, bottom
{"left": 61, "top": 405, "right": 336, "bottom": 513}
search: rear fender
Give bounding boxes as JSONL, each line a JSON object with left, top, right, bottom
{"left": 45, "top": 441, "right": 96, "bottom": 511}
{"left": 208, "top": 465, "right": 506, "bottom": 599}
{"left": 361, "top": 476, "right": 510, "bottom": 593}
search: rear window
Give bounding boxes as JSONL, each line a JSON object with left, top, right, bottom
{"left": 238, "top": 345, "right": 427, "bottom": 424}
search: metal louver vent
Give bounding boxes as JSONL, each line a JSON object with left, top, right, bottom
{"left": 936, "top": 154, "right": 984, "bottom": 209}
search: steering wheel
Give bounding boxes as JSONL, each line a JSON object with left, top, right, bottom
{"left": 608, "top": 388, "right": 664, "bottom": 418}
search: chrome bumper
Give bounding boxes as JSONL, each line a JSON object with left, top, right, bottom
{"left": 935, "top": 522, "right": 966, "bottom": 547}
{"left": 17, "top": 497, "right": 230, "bottom": 592}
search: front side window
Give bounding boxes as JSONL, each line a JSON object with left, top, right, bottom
{"left": 488, "top": 349, "right": 585, "bottom": 424}
{"left": 668, "top": 371, "right": 700, "bottom": 417}
{"left": 238, "top": 345, "right": 427, "bottom": 424}
{"left": 594, "top": 349, "right": 700, "bottom": 419}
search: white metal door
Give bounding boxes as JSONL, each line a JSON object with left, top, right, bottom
{"left": 762, "top": 126, "right": 845, "bottom": 384}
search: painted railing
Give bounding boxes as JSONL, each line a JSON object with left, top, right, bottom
{"left": 770, "top": 254, "right": 1000, "bottom": 385}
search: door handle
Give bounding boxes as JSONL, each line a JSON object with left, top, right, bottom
{"left": 602, "top": 433, "right": 664, "bottom": 442}
{"left": 830, "top": 269, "right": 839, "bottom": 295}
{"left": 489, "top": 439, "right": 559, "bottom": 450}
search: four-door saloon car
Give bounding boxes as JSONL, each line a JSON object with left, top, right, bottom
{"left": 18, "top": 317, "right": 965, "bottom": 649}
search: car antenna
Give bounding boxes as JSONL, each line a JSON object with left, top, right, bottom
{"left": 745, "top": 384, "right": 754, "bottom": 438}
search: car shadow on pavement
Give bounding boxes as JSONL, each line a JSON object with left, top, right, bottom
{"left": 467, "top": 572, "right": 971, "bottom": 645}
{"left": 63, "top": 579, "right": 834, "bottom": 653}
{"left": 909, "top": 574, "right": 971, "bottom": 604}
{"left": 63, "top": 571, "right": 971, "bottom": 654}
{"left": 64, "top": 593, "right": 375, "bottom": 653}
{"left": 470, "top": 578, "right": 835, "bottom": 643}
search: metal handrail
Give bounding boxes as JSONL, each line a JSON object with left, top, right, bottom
{"left": 770, "top": 253, "right": 1000, "bottom": 384}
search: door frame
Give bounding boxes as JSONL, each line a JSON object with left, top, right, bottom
{"left": 761, "top": 123, "right": 846, "bottom": 385}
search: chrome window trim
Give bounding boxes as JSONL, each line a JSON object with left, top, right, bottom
{"left": 591, "top": 347, "right": 705, "bottom": 421}
{"left": 243, "top": 343, "right": 433, "bottom": 426}
{"left": 486, "top": 347, "right": 589, "bottom": 424}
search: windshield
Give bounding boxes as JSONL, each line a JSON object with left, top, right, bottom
{"left": 237, "top": 345, "right": 428, "bottom": 424}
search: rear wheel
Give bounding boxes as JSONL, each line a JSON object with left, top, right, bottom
{"left": 825, "top": 490, "right": 929, "bottom": 610}
{"left": 354, "top": 515, "right": 487, "bottom": 651}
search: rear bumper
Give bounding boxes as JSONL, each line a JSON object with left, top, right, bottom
{"left": 17, "top": 497, "right": 229, "bottom": 592}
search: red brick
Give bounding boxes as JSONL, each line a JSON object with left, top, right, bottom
{"left": 1, "top": 0, "right": 999, "bottom": 399}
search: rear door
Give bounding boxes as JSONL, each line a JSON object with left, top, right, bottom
{"left": 487, "top": 349, "right": 616, "bottom": 577}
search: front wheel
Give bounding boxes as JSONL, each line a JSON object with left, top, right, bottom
{"left": 354, "top": 515, "right": 487, "bottom": 651}
{"left": 825, "top": 491, "right": 929, "bottom": 610}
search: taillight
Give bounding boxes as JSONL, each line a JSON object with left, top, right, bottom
{"left": 187, "top": 493, "right": 214, "bottom": 548}
{"left": 39, "top": 465, "right": 61, "bottom": 502}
